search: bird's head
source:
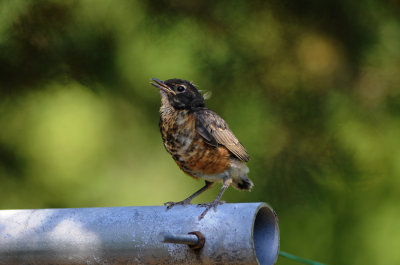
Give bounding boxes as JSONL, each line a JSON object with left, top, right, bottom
{"left": 151, "top": 78, "right": 205, "bottom": 110}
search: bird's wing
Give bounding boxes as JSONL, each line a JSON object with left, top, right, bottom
{"left": 195, "top": 109, "right": 250, "bottom": 162}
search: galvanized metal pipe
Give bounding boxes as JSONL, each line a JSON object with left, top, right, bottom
{"left": 0, "top": 202, "right": 279, "bottom": 264}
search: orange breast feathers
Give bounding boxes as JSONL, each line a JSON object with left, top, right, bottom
{"left": 163, "top": 110, "right": 231, "bottom": 176}
{"left": 186, "top": 143, "right": 231, "bottom": 175}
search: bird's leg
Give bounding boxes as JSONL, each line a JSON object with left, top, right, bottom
{"left": 164, "top": 181, "right": 214, "bottom": 210}
{"left": 197, "top": 178, "right": 232, "bottom": 220}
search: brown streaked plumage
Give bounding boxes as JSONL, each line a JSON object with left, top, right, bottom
{"left": 151, "top": 78, "right": 253, "bottom": 220}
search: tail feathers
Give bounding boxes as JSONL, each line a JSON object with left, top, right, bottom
{"left": 232, "top": 175, "right": 254, "bottom": 191}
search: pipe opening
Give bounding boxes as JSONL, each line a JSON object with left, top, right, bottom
{"left": 253, "top": 206, "right": 280, "bottom": 265}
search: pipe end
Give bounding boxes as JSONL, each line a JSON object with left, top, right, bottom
{"left": 253, "top": 204, "right": 280, "bottom": 265}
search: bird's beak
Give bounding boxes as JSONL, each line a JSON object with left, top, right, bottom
{"left": 151, "top": 78, "right": 176, "bottom": 95}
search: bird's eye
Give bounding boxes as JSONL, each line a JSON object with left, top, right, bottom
{"left": 177, "top": 85, "right": 185, "bottom": 92}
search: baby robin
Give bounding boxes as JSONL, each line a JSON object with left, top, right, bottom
{"left": 151, "top": 78, "right": 253, "bottom": 220}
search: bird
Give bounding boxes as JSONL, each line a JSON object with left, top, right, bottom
{"left": 151, "top": 78, "right": 253, "bottom": 220}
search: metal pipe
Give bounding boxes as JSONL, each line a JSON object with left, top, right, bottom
{"left": 0, "top": 202, "right": 279, "bottom": 264}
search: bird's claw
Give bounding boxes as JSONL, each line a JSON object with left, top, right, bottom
{"left": 164, "top": 199, "right": 192, "bottom": 210}
{"left": 197, "top": 200, "right": 225, "bottom": 220}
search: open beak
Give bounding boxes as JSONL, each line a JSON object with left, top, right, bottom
{"left": 151, "top": 78, "right": 176, "bottom": 95}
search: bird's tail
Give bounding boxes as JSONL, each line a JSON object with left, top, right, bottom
{"left": 232, "top": 175, "right": 254, "bottom": 191}
{"left": 229, "top": 160, "right": 253, "bottom": 191}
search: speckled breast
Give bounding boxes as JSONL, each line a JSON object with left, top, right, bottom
{"left": 159, "top": 109, "right": 231, "bottom": 178}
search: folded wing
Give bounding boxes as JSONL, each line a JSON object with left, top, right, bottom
{"left": 195, "top": 109, "right": 250, "bottom": 162}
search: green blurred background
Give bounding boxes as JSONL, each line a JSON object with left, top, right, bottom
{"left": 1, "top": 0, "right": 400, "bottom": 264}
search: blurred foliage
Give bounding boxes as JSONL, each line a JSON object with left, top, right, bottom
{"left": 1, "top": 0, "right": 400, "bottom": 264}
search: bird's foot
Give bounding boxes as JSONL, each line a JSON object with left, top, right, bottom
{"left": 164, "top": 199, "right": 192, "bottom": 210}
{"left": 197, "top": 200, "right": 226, "bottom": 220}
